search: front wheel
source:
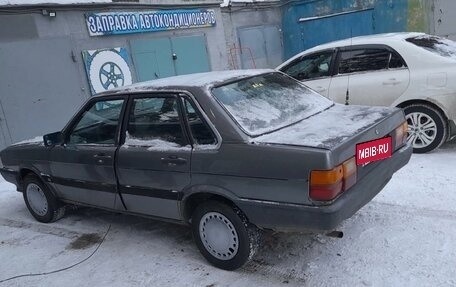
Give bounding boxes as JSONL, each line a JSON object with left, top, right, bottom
{"left": 23, "top": 175, "right": 65, "bottom": 223}
{"left": 191, "top": 201, "right": 259, "bottom": 270}
{"left": 403, "top": 104, "right": 448, "bottom": 153}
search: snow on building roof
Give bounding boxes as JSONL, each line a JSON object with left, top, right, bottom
{"left": 0, "top": 0, "right": 111, "bottom": 5}
{"left": 221, "top": 0, "right": 279, "bottom": 7}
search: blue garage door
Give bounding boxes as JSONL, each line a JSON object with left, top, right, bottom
{"left": 130, "top": 38, "right": 175, "bottom": 81}
{"left": 299, "top": 9, "right": 374, "bottom": 51}
{"left": 131, "top": 35, "right": 210, "bottom": 81}
{"left": 172, "top": 35, "right": 210, "bottom": 76}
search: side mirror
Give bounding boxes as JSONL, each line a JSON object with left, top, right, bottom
{"left": 43, "top": 132, "right": 63, "bottom": 147}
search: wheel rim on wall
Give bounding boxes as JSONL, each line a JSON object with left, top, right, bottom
{"left": 406, "top": 112, "right": 437, "bottom": 148}
{"left": 199, "top": 212, "right": 239, "bottom": 260}
{"left": 26, "top": 183, "right": 48, "bottom": 216}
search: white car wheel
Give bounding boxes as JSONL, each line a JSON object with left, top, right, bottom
{"left": 404, "top": 104, "right": 447, "bottom": 153}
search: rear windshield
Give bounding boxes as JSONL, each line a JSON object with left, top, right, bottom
{"left": 406, "top": 35, "right": 456, "bottom": 59}
{"left": 211, "top": 73, "right": 333, "bottom": 136}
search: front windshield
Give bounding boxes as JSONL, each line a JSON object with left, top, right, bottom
{"left": 212, "top": 72, "right": 333, "bottom": 136}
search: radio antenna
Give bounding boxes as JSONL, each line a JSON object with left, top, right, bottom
{"left": 345, "top": 28, "right": 353, "bottom": 106}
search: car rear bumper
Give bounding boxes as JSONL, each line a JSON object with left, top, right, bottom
{"left": 237, "top": 143, "right": 413, "bottom": 232}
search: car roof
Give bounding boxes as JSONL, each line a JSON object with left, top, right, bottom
{"left": 277, "top": 32, "right": 427, "bottom": 69}
{"left": 309, "top": 32, "right": 425, "bottom": 50}
{"left": 98, "top": 69, "right": 274, "bottom": 96}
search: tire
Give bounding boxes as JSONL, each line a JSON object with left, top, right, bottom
{"left": 23, "top": 174, "right": 65, "bottom": 223}
{"left": 191, "top": 200, "right": 259, "bottom": 270}
{"left": 403, "top": 104, "right": 448, "bottom": 153}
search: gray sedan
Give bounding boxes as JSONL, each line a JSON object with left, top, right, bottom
{"left": 0, "top": 70, "right": 412, "bottom": 270}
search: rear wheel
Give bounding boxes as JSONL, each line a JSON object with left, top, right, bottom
{"left": 191, "top": 200, "right": 259, "bottom": 270}
{"left": 23, "top": 175, "right": 65, "bottom": 223}
{"left": 403, "top": 104, "right": 447, "bottom": 153}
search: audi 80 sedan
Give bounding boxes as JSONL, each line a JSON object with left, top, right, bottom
{"left": 0, "top": 70, "right": 412, "bottom": 270}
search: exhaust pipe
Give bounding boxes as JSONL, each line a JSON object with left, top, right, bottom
{"left": 326, "top": 231, "right": 344, "bottom": 238}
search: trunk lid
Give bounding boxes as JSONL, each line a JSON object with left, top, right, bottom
{"left": 254, "top": 104, "right": 405, "bottom": 166}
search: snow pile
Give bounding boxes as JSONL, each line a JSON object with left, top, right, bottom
{"left": 194, "top": 144, "right": 218, "bottom": 150}
{"left": 11, "top": 136, "right": 43, "bottom": 146}
{"left": 124, "top": 132, "right": 191, "bottom": 151}
{"left": 255, "top": 104, "right": 392, "bottom": 148}
{"left": 0, "top": 0, "right": 110, "bottom": 4}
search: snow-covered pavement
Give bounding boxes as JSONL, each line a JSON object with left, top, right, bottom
{"left": 1, "top": 141, "right": 455, "bottom": 287}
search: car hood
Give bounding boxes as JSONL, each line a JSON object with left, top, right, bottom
{"left": 254, "top": 104, "right": 400, "bottom": 151}
{"left": 0, "top": 137, "right": 44, "bottom": 154}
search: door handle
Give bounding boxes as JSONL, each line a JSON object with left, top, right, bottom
{"left": 93, "top": 153, "right": 112, "bottom": 159}
{"left": 160, "top": 156, "right": 187, "bottom": 166}
{"left": 382, "top": 78, "right": 401, "bottom": 86}
{"left": 93, "top": 153, "right": 112, "bottom": 163}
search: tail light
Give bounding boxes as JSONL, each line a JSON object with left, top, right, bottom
{"left": 310, "top": 157, "right": 357, "bottom": 201}
{"left": 394, "top": 121, "right": 408, "bottom": 149}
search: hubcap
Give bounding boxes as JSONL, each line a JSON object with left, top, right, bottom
{"left": 26, "top": 183, "right": 48, "bottom": 216}
{"left": 406, "top": 112, "right": 437, "bottom": 149}
{"left": 199, "top": 212, "right": 239, "bottom": 260}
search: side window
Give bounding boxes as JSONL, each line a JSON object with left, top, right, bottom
{"left": 389, "top": 52, "right": 407, "bottom": 69}
{"left": 68, "top": 99, "right": 124, "bottom": 145}
{"left": 338, "top": 49, "right": 390, "bottom": 74}
{"left": 183, "top": 98, "right": 217, "bottom": 146}
{"left": 126, "top": 96, "right": 186, "bottom": 146}
{"left": 282, "top": 51, "right": 333, "bottom": 81}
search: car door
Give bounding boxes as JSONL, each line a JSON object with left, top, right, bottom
{"left": 328, "top": 46, "right": 410, "bottom": 106}
{"left": 49, "top": 97, "right": 126, "bottom": 209}
{"left": 116, "top": 94, "right": 191, "bottom": 220}
{"left": 280, "top": 49, "right": 335, "bottom": 97}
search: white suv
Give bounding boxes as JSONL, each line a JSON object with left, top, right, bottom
{"left": 277, "top": 32, "right": 456, "bottom": 153}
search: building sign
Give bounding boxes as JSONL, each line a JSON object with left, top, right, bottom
{"left": 82, "top": 47, "right": 133, "bottom": 95}
{"left": 85, "top": 9, "right": 216, "bottom": 36}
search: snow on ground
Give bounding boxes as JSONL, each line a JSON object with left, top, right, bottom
{"left": 0, "top": 141, "right": 455, "bottom": 286}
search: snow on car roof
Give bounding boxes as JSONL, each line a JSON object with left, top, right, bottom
{"left": 102, "top": 69, "right": 274, "bottom": 95}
